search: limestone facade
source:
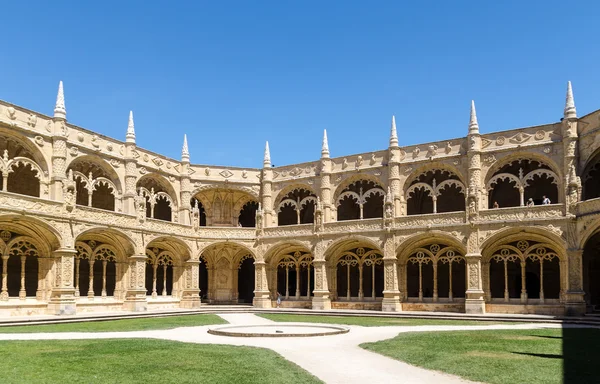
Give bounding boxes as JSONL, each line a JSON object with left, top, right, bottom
{"left": 0, "top": 81, "right": 599, "bottom": 317}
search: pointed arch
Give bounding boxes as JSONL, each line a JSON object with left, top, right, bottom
{"left": 485, "top": 155, "right": 561, "bottom": 208}
{"left": 0, "top": 214, "right": 61, "bottom": 255}
{"left": 273, "top": 183, "right": 317, "bottom": 209}
{"left": 0, "top": 128, "right": 50, "bottom": 173}
{"left": 404, "top": 165, "right": 466, "bottom": 215}
{"left": 67, "top": 155, "right": 122, "bottom": 194}
{"left": 137, "top": 174, "right": 178, "bottom": 222}
{"left": 334, "top": 178, "right": 385, "bottom": 221}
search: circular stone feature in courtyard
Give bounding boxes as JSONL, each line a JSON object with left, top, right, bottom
{"left": 207, "top": 323, "right": 349, "bottom": 337}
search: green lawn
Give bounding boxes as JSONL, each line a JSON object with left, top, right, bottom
{"left": 0, "top": 339, "right": 321, "bottom": 384}
{"left": 0, "top": 314, "right": 226, "bottom": 333}
{"left": 361, "top": 327, "right": 600, "bottom": 384}
{"left": 258, "top": 313, "right": 512, "bottom": 326}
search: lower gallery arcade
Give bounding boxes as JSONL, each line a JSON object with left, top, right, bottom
{"left": 1, "top": 214, "right": 597, "bottom": 317}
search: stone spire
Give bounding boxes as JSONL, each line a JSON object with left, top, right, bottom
{"left": 54, "top": 81, "right": 66, "bottom": 120}
{"left": 263, "top": 141, "right": 271, "bottom": 167}
{"left": 468, "top": 100, "right": 479, "bottom": 134}
{"left": 389, "top": 115, "right": 398, "bottom": 147}
{"left": 321, "top": 129, "right": 330, "bottom": 158}
{"left": 564, "top": 81, "right": 577, "bottom": 119}
{"left": 182, "top": 134, "right": 190, "bottom": 162}
{"left": 126, "top": 111, "right": 136, "bottom": 143}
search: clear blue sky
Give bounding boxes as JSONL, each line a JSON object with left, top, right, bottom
{"left": 2, "top": 1, "right": 599, "bottom": 168}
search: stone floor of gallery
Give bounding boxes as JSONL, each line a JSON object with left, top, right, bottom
{"left": 0, "top": 310, "right": 598, "bottom": 384}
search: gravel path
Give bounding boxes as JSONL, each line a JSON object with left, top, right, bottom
{"left": 0, "top": 313, "right": 565, "bottom": 384}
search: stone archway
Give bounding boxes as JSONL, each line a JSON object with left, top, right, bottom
{"left": 200, "top": 242, "right": 256, "bottom": 304}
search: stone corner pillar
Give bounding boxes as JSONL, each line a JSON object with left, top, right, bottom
{"left": 311, "top": 260, "right": 331, "bottom": 310}
{"left": 123, "top": 254, "right": 148, "bottom": 312}
{"left": 464, "top": 253, "right": 486, "bottom": 314}
{"left": 563, "top": 249, "right": 586, "bottom": 316}
{"left": 382, "top": 258, "right": 402, "bottom": 312}
{"left": 47, "top": 248, "right": 77, "bottom": 316}
{"left": 253, "top": 261, "right": 272, "bottom": 308}
{"left": 180, "top": 259, "right": 201, "bottom": 309}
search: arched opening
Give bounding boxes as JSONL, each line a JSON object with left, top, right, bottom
{"left": 74, "top": 242, "right": 118, "bottom": 298}
{"left": 153, "top": 195, "right": 173, "bottom": 222}
{"left": 7, "top": 163, "right": 40, "bottom": 198}
{"left": 2, "top": 237, "right": 40, "bottom": 298}
{"left": 137, "top": 176, "right": 176, "bottom": 222}
{"left": 238, "top": 201, "right": 258, "bottom": 227}
{"left": 237, "top": 256, "right": 255, "bottom": 303}
{"left": 199, "top": 242, "right": 253, "bottom": 303}
{"left": 487, "top": 159, "right": 559, "bottom": 208}
{"left": 582, "top": 150, "right": 600, "bottom": 200}
{"left": 336, "top": 180, "right": 384, "bottom": 221}
{"left": 583, "top": 231, "right": 600, "bottom": 311}
{"left": 274, "top": 251, "right": 314, "bottom": 300}
{"left": 487, "top": 240, "right": 561, "bottom": 303}
{"left": 92, "top": 183, "right": 116, "bottom": 211}
{"left": 68, "top": 158, "right": 119, "bottom": 211}
{"left": 0, "top": 135, "right": 46, "bottom": 198}
{"left": 405, "top": 243, "right": 465, "bottom": 301}
{"left": 193, "top": 189, "right": 258, "bottom": 227}
{"left": 277, "top": 188, "right": 316, "bottom": 225}
{"left": 332, "top": 247, "right": 383, "bottom": 300}
{"left": 406, "top": 170, "right": 465, "bottom": 215}
{"left": 145, "top": 249, "right": 174, "bottom": 297}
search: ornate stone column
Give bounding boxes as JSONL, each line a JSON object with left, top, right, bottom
{"left": 253, "top": 260, "right": 272, "bottom": 308}
{"left": 564, "top": 248, "right": 585, "bottom": 315}
{"left": 311, "top": 241, "right": 331, "bottom": 310}
{"left": 312, "top": 260, "right": 331, "bottom": 310}
{"left": 180, "top": 259, "right": 201, "bottom": 308}
{"left": 123, "top": 254, "right": 148, "bottom": 312}
{"left": 563, "top": 81, "right": 578, "bottom": 209}
{"left": 382, "top": 236, "right": 401, "bottom": 311}
{"left": 465, "top": 231, "right": 485, "bottom": 313}
{"left": 47, "top": 248, "right": 77, "bottom": 315}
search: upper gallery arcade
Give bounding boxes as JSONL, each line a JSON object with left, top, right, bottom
{"left": 1, "top": 81, "right": 600, "bottom": 317}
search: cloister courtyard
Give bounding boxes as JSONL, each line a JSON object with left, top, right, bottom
{"left": 0, "top": 309, "right": 598, "bottom": 383}
{"left": 1, "top": 75, "right": 600, "bottom": 384}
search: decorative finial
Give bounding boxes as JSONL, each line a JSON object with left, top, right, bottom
{"left": 469, "top": 100, "right": 479, "bottom": 134}
{"left": 54, "top": 81, "right": 66, "bottom": 120}
{"left": 389, "top": 115, "right": 398, "bottom": 147}
{"left": 321, "top": 129, "right": 330, "bottom": 158}
{"left": 126, "top": 111, "right": 136, "bottom": 143}
{"left": 182, "top": 134, "right": 190, "bottom": 162}
{"left": 564, "top": 81, "right": 577, "bottom": 119}
{"left": 263, "top": 141, "right": 271, "bottom": 167}
{"left": 386, "top": 186, "right": 394, "bottom": 203}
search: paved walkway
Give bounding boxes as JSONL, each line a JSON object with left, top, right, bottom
{"left": 0, "top": 313, "right": 566, "bottom": 384}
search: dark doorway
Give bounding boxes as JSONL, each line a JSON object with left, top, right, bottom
{"left": 237, "top": 257, "right": 255, "bottom": 303}
{"left": 199, "top": 260, "right": 208, "bottom": 301}
{"left": 583, "top": 232, "right": 600, "bottom": 311}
